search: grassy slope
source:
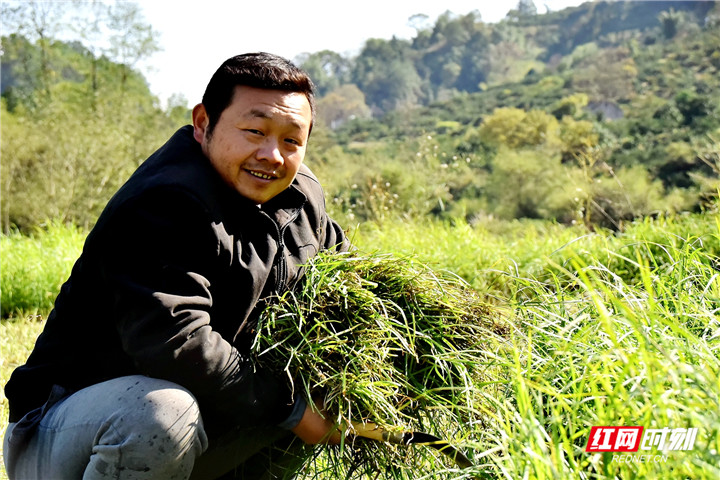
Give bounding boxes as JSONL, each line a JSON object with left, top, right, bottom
{"left": 347, "top": 212, "right": 720, "bottom": 479}
{"left": 1, "top": 209, "right": 719, "bottom": 478}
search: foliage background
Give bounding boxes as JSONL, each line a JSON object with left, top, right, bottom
{"left": 2, "top": 1, "right": 720, "bottom": 479}
{"left": 1, "top": 1, "right": 719, "bottom": 233}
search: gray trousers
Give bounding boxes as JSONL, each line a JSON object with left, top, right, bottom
{"left": 3, "top": 376, "right": 310, "bottom": 479}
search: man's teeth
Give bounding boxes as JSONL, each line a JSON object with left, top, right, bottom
{"left": 249, "top": 170, "right": 274, "bottom": 180}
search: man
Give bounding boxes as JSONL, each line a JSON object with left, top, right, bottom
{"left": 4, "top": 52, "right": 346, "bottom": 479}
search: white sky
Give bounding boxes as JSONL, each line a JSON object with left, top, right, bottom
{"left": 137, "top": 0, "right": 587, "bottom": 106}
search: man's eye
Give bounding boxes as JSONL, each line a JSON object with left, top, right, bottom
{"left": 245, "top": 129, "right": 263, "bottom": 135}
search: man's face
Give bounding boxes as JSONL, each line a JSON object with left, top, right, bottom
{"left": 192, "top": 86, "right": 312, "bottom": 204}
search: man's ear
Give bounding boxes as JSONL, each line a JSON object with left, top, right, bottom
{"left": 192, "top": 104, "right": 209, "bottom": 144}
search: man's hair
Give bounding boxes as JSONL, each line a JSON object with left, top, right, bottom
{"left": 202, "top": 52, "right": 316, "bottom": 139}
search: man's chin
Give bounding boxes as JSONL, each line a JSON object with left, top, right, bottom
{"left": 235, "top": 187, "right": 279, "bottom": 205}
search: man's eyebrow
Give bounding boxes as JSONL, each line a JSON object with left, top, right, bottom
{"left": 248, "top": 108, "right": 270, "bottom": 119}
{"left": 247, "top": 108, "right": 306, "bottom": 130}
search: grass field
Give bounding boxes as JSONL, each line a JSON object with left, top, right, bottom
{"left": 2, "top": 209, "right": 719, "bottom": 479}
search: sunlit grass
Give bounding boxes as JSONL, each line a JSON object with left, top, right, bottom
{"left": 485, "top": 244, "right": 720, "bottom": 479}
{"left": 295, "top": 212, "right": 720, "bottom": 479}
{"left": 1, "top": 209, "right": 719, "bottom": 479}
{"left": 0, "top": 316, "right": 45, "bottom": 479}
{"left": 0, "top": 220, "right": 84, "bottom": 317}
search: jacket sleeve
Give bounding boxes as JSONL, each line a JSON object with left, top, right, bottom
{"left": 100, "top": 187, "right": 296, "bottom": 429}
{"left": 297, "top": 166, "right": 351, "bottom": 254}
{"left": 322, "top": 213, "right": 351, "bottom": 253}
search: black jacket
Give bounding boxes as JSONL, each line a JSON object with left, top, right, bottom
{"left": 5, "top": 126, "right": 347, "bottom": 432}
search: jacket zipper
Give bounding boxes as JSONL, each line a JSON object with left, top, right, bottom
{"left": 262, "top": 208, "right": 302, "bottom": 294}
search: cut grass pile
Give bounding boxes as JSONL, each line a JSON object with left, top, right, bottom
{"left": 252, "top": 251, "right": 511, "bottom": 478}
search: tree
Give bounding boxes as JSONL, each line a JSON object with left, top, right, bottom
{"left": 506, "top": 0, "right": 538, "bottom": 21}
{"left": 558, "top": 116, "right": 599, "bottom": 163}
{"left": 572, "top": 47, "right": 637, "bottom": 103}
{"left": 454, "top": 23, "right": 491, "bottom": 92}
{"left": 1, "top": 1, "right": 160, "bottom": 108}
{"left": 674, "top": 90, "right": 714, "bottom": 127}
{"left": 316, "top": 84, "right": 371, "bottom": 129}
{"left": 0, "top": 1, "right": 176, "bottom": 232}
{"left": 551, "top": 93, "right": 589, "bottom": 119}
{"left": 477, "top": 107, "right": 559, "bottom": 150}
{"left": 408, "top": 13, "right": 432, "bottom": 34}
{"left": 413, "top": 11, "right": 487, "bottom": 98}
{"left": 1, "top": 33, "right": 43, "bottom": 109}
{"left": 297, "top": 50, "right": 351, "bottom": 97}
{"left": 352, "top": 37, "right": 423, "bottom": 114}
{"left": 1, "top": 0, "right": 68, "bottom": 100}
{"left": 105, "top": 2, "right": 160, "bottom": 94}
{"left": 484, "top": 148, "right": 564, "bottom": 220}
{"left": 658, "top": 8, "right": 683, "bottom": 39}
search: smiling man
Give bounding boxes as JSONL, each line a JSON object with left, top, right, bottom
{"left": 193, "top": 85, "right": 312, "bottom": 205}
{"left": 4, "top": 53, "right": 347, "bottom": 480}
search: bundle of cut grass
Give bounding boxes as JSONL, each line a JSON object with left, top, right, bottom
{"left": 252, "top": 251, "right": 510, "bottom": 477}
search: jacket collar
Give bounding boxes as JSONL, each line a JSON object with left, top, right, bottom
{"left": 258, "top": 181, "right": 307, "bottom": 228}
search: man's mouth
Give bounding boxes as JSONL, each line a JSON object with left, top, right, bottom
{"left": 246, "top": 169, "right": 277, "bottom": 180}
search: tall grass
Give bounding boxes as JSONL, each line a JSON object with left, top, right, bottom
{"left": 0, "top": 220, "right": 84, "bottom": 317}
{"left": 484, "top": 238, "right": 720, "bottom": 479}
{"left": 1, "top": 209, "right": 719, "bottom": 479}
{"left": 294, "top": 211, "right": 720, "bottom": 479}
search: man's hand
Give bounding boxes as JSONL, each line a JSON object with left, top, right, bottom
{"left": 290, "top": 405, "right": 341, "bottom": 445}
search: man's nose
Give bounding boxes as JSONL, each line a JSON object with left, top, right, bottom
{"left": 257, "top": 139, "right": 284, "bottom": 165}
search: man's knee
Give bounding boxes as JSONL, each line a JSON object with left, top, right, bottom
{"left": 86, "top": 377, "right": 208, "bottom": 479}
{"left": 5, "top": 376, "right": 209, "bottom": 479}
{"left": 103, "top": 376, "right": 208, "bottom": 455}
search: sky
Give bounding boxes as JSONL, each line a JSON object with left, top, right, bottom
{"left": 137, "top": 0, "right": 588, "bottom": 107}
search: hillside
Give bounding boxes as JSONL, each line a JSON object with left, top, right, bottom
{"left": 303, "top": 1, "right": 720, "bottom": 230}
{"left": 301, "top": 0, "right": 718, "bottom": 119}
{"left": 1, "top": 0, "right": 719, "bottom": 233}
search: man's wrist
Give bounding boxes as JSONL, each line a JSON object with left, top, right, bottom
{"left": 277, "top": 395, "right": 307, "bottom": 430}
{"left": 290, "top": 405, "right": 341, "bottom": 445}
